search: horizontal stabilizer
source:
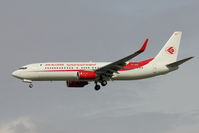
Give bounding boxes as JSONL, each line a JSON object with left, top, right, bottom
{"left": 167, "top": 57, "right": 194, "bottom": 67}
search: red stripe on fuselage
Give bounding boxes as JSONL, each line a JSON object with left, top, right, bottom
{"left": 29, "top": 58, "right": 154, "bottom": 72}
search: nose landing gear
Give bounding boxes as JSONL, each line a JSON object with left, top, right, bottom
{"left": 29, "top": 83, "right": 33, "bottom": 88}
{"left": 22, "top": 79, "right": 33, "bottom": 88}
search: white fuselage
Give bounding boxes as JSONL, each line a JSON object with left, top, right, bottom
{"left": 12, "top": 61, "right": 177, "bottom": 82}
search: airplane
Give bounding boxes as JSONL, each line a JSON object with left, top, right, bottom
{"left": 12, "top": 32, "right": 193, "bottom": 91}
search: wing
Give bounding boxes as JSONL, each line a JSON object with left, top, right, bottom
{"left": 95, "top": 39, "right": 149, "bottom": 80}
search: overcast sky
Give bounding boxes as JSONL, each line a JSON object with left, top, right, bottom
{"left": 0, "top": 0, "right": 198, "bottom": 133}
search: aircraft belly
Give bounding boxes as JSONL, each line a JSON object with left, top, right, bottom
{"left": 112, "top": 68, "right": 155, "bottom": 80}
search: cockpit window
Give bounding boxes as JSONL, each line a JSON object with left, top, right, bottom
{"left": 19, "top": 67, "right": 27, "bottom": 70}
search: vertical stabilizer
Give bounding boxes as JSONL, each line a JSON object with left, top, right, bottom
{"left": 150, "top": 32, "right": 182, "bottom": 65}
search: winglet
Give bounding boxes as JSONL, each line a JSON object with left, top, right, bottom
{"left": 139, "top": 39, "right": 148, "bottom": 52}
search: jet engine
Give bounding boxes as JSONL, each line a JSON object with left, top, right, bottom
{"left": 66, "top": 81, "right": 89, "bottom": 87}
{"left": 78, "top": 71, "right": 97, "bottom": 80}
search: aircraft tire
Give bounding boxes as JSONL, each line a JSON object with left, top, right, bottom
{"left": 101, "top": 80, "right": 107, "bottom": 86}
{"left": 94, "top": 84, "right": 101, "bottom": 91}
{"left": 29, "top": 83, "right": 33, "bottom": 88}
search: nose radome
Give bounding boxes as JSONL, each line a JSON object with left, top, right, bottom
{"left": 12, "top": 71, "right": 17, "bottom": 77}
{"left": 12, "top": 70, "right": 20, "bottom": 78}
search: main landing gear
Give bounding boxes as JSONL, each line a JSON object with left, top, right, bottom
{"left": 94, "top": 84, "right": 101, "bottom": 91}
{"left": 94, "top": 80, "right": 107, "bottom": 91}
{"left": 101, "top": 80, "right": 107, "bottom": 86}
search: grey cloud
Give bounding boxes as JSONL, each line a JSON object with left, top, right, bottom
{"left": 164, "top": 123, "right": 199, "bottom": 133}
{"left": 47, "top": 112, "right": 198, "bottom": 133}
{"left": 1, "top": 112, "right": 199, "bottom": 133}
{"left": 0, "top": 117, "right": 38, "bottom": 133}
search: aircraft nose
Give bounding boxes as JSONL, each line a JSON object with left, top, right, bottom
{"left": 12, "top": 70, "right": 21, "bottom": 78}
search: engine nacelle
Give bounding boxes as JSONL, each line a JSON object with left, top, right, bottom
{"left": 78, "top": 71, "right": 97, "bottom": 80}
{"left": 67, "top": 81, "right": 89, "bottom": 87}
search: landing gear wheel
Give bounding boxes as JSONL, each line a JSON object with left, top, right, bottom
{"left": 94, "top": 84, "right": 101, "bottom": 91}
{"left": 29, "top": 83, "right": 33, "bottom": 88}
{"left": 101, "top": 80, "right": 107, "bottom": 86}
